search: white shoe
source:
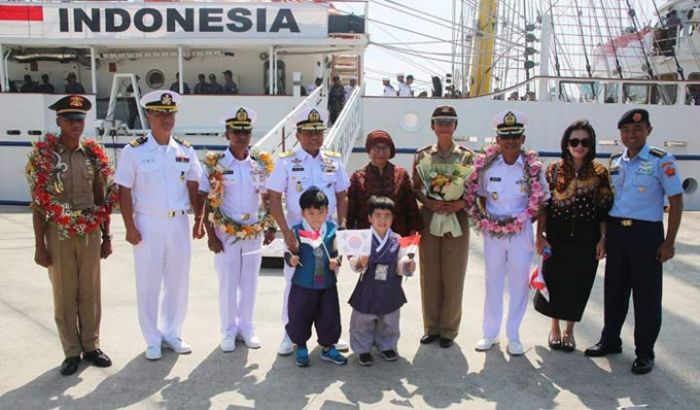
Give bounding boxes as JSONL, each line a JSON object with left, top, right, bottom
{"left": 240, "top": 334, "right": 262, "bottom": 349}
{"left": 334, "top": 338, "right": 350, "bottom": 352}
{"left": 145, "top": 345, "right": 162, "bottom": 361}
{"left": 163, "top": 338, "right": 192, "bottom": 354}
{"left": 507, "top": 341, "right": 525, "bottom": 356}
{"left": 277, "top": 335, "right": 294, "bottom": 356}
{"left": 220, "top": 336, "right": 236, "bottom": 353}
{"left": 475, "top": 337, "right": 499, "bottom": 351}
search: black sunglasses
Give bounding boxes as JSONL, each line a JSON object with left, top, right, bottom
{"left": 569, "top": 138, "right": 591, "bottom": 148}
{"left": 498, "top": 134, "right": 522, "bottom": 140}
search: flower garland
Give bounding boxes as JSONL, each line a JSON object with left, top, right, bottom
{"left": 465, "top": 144, "right": 546, "bottom": 238}
{"left": 25, "top": 133, "right": 119, "bottom": 239}
{"left": 203, "top": 149, "right": 275, "bottom": 243}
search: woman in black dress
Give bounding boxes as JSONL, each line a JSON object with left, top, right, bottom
{"left": 535, "top": 120, "right": 612, "bottom": 352}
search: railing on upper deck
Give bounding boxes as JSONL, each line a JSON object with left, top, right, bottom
{"left": 488, "top": 75, "right": 700, "bottom": 107}
{"left": 322, "top": 86, "right": 361, "bottom": 165}
{"left": 252, "top": 85, "right": 325, "bottom": 156}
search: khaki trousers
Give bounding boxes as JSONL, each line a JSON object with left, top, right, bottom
{"left": 46, "top": 224, "right": 102, "bottom": 357}
{"left": 418, "top": 208, "right": 470, "bottom": 339}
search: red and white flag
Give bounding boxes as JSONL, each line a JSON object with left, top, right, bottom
{"left": 298, "top": 229, "right": 323, "bottom": 249}
{"left": 399, "top": 233, "right": 421, "bottom": 258}
{"left": 0, "top": 5, "right": 44, "bottom": 38}
{"left": 529, "top": 256, "right": 550, "bottom": 302}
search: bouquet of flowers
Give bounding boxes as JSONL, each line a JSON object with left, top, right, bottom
{"left": 416, "top": 157, "right": 473, "bottom": 237}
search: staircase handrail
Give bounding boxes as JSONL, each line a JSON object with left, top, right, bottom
{"left": 322, "top": 86, "right": 362, "bottom": 165}
{"left": 253, "top": 85, "right": 325, "bottom": 155}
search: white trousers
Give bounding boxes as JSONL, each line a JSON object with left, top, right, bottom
{"left": 281, "top": 261, "right": 294, "bottom": 326}
{"left": 134, "top": 214, "right": 191, "bottom": 347}
{"left": 214, "top": 231, "right": 262, "bottom": 338}
{"left": 482, "top": 223, "right": 534, "bottom": 342}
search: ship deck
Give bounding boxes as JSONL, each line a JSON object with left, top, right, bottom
{"left": 0, "top": 207, "right": 699, "bottom": 409}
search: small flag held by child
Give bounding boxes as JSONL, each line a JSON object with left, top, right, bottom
{"left": 399, "top": 233, "right": 421, "bottom": 277}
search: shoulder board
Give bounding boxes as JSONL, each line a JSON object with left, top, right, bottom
{"left": 649, "top": 147, "right": 666, "bottom": 158}
{"left": 278, "top": 150, "right": 293, "bottom": 158}
{"left": 416, "top": 145, "right": 432, "bottom": 153}
{"left": 173, "top": 137, "right": 191, "bottom": 148}
{"left": 128, "top": 136, "right": 147, "bottom": 147}
{"left": 323, "top": 150, "right": 341, "bottom": 158}
{"left": 610, "top": 152, "right": 622, "bottom": 160}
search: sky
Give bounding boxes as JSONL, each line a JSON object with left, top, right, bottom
{"left": 334, "top": 0, "right": 659, "bottom": 96}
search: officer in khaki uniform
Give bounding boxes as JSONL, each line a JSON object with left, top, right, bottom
{"left": 31, "top": 95, "right": 113, "bottom": 375}
{"left": 412, "top": 105, "right": 473, "bottom": 348}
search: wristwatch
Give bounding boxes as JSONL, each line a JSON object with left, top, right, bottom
{"left": 102, "top": 234, "right": 112, "bottom": 241}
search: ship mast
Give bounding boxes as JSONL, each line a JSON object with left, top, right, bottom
{"left": 469, "top": 0, "right": 498, "bottom": 97}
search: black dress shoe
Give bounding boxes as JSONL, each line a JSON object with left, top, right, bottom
{"left": 631, "top": 357, "right": 654, "bottom": 375}
{"left": 60, "top": 356, "right": 81, "bottom": 376}
{"left": 380, "top": 349, "right": 399, "bottom": 361}
{"left": 584, "top": 342, "right": 622, "bottom": 357}
{"left": 420, "top": 334, "right": 438, "bottom": 344}
{"left": 83, "top": 349, "right": 112, "bottom": 367}
{"left": 439, "top": 337, "right": 454, "bottom": 348}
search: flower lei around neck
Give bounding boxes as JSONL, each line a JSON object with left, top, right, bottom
{"left": 465, "top": 144, "right": 546, "bottom": 238}
{"left": 25, "top": 133, "right": 119, "bottom": 239}
{"left": 203, "top": 148, "right": 275, "bottom": 243}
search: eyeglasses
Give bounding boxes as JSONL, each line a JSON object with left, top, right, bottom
{"left": 569, "top": 138, "right": 591, "bottom": 148}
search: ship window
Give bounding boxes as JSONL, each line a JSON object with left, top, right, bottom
{"left": 686, "top": 73, "right": 700, "bottom": 105}
{"left": 558, "top": 81, "right": 597, "bottom": 103}
{"left": 146, "top": 69, "right": 165, "bottom": 89}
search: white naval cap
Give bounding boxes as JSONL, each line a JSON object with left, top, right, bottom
{"left": 140, "top": 90, "right": 181, "bottom": 113}
{"left": 382, "top": 77, "right": 390, "bottom": 81}
{"left": 396, "top": 73, "right": 405, "bottom": 77}
{"left": 294, "top": 107, "right": 327, "bottom": 131}
{"left": 221, "top": 106, "right": 257, "bottom": 131}
{"left": 492, "top": 109, "right": 528, "bottom": 137}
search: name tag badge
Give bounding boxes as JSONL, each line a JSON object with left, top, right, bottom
{"left": 175, "top": 156, "right": 190, "bottom": 163}
{"left": 292, "top": 167, "right": 305, "bottom": 172}
{"left": 489, "top": 177, "right": 502, "bottom": 182}
{"left": 222, "top": 170, "right": 234, "bottom": 175}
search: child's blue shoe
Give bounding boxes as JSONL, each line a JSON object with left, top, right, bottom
{"left": 320, "top": 346, "right": 348, "bottom": 365}
{"left": 295, "top": 346, "right": 310, "bottom": 367}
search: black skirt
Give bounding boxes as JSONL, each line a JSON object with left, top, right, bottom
{"left": 534, "top": 237, "right": 599, "bottom": 322}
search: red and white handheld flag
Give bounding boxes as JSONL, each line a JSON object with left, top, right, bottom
{"left": 399, "top": 233, "right": 421, "bottom": 259}
{"left": 529, "top": 250, "right": 551, "bottom": 302}
{"left": 298, "top": 229, "right": 323, "bottom": 249}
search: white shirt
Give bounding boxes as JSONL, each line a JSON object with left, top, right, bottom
{"left": 344, "top": 85, "right": 356, "bottom": 97}
{"left": 398, "top": 82, "right": 412, "bottom": 97}
{"left": 266, "top": 147, "right": 350, "bottom": 227}
{"left": 478, "top": 154, "right": 549, "bottom": 217}
{"left": 199, "top": 148, "right": 265, "bottom": 224}
{"left": 383, "top": 85, "right": 396, "bottom": 97}
{"left": 115, "top": 133, "right": 202, "bottom": 213}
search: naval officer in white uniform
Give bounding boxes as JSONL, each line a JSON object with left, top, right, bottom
{"left": 475, "top": 110, "right": 549, "bottom": 356}
{"left": 266, "top": 107, "right": 351, "bottom": 355}
{"left": 115, "top": 90, "right": 203, "bottom": 361}
{"left": 196, "top": 106, "right": 276, "bottom": 353}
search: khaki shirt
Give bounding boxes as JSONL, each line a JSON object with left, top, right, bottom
{"left": 412, "top": 143, "right": 474, "bottom": 192}
{"left": 49, "top": 142, "right": 102, "bottom": 210}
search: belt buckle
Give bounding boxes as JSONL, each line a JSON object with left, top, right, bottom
{"left": 167, "top": 211, "right": 176, "bottom": 217}
{"left": 621, "top": 219, "right": 633, "bottom": 227}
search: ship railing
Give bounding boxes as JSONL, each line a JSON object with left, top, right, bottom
{"left": 486, "top": 75, "right": 700, "bottom": 107}
{"left": 252, "top": 85, "right": 326, "bottom": 156}
{"left": 322, "top": 86, "right": 361, "bottom": 165}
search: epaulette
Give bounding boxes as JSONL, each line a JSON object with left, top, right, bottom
{"left": 416, "top": 144, "right": 432, "bottom": 153}
{"left": 610, "top": 152, "right": 622, "bottom": 160}
{"left": 278, "top": 150, "right": 293, "bottom": 158}
{"left": 173, "top": 136, "right": 191, "bottom": 148}
{"left": 322, "top": 149, "right": 341, "bottom": 158}
{"left": 650, "top": 147, "right": 666, "bottom": 158}
{"left": 128, "top": 136, "right": 147, "bottom": 147}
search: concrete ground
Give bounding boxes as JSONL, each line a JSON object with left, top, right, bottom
{"left": 0, "top": 207, "right": 698, "bottom": 410}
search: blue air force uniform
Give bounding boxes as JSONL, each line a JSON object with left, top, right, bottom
{"left": 600, "top": 111, "right": 683, "bottom": 362}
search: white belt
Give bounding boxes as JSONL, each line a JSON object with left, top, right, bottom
{"left": 136, "top": 209, "right": 188, "bottom": 217}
